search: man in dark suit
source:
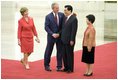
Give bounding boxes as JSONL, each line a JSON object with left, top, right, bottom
{"left": 44, "top": 3, "right": 65, "bottom": 71}
{"left": 59, "top": 5, "right": 78, "bottom": 73}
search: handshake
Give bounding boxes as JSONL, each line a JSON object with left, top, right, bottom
{"left": 52, "top": 33, "right": 59, "bottom": 38}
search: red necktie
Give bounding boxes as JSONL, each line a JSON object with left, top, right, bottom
{"left": 65, "top": 17, "right": 68, "bottom": 24}
{"left": 55, "top": 14, "right": 58, "bottom": 25}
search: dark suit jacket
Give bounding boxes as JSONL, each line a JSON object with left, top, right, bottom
{"left": 60, "top": 15, "right": 78, "bottom": 44}
{"left": 45, "top": 12, "right": 65, "bottom": 38}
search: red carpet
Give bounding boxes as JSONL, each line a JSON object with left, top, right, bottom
{"left": 1, "top": 42, "right": 117, "bottom": 79}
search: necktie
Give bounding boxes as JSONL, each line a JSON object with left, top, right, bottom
{"left": 65, "top": 17, "right": 68, "bottom": 24}
{"left": 55, "top": 13, "right": 58, "bottom": 25}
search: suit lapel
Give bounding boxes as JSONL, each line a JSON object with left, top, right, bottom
{"left": 58, "top": 13, "right": 62, "bottom": 26}
{"left": 63, "top": 15, "right": 73, "bottom": 27}
{"left": 23, "top": 17, "right": 29, "bottom": 24}
{"left": 65, "top": 15, "right": 73, "bottom": 24}
{"left": 51, "top": 12, "right": 58, "bottom": 26}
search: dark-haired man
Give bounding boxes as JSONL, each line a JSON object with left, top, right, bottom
{"left": 59, "top": 5, "right": 78, "bottom": 73}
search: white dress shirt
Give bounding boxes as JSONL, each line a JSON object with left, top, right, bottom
{"left": 53, "top": 12, "right": 59, "bottom": 25}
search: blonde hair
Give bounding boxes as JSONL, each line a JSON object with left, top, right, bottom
{"left": 20, "top": 7, "right": 28, "bottom": 16}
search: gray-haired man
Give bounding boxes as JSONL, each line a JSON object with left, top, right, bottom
{"left": 44, "top": 3, "right": 65, "bottom": 71}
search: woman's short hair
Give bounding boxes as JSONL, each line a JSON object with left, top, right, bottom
{"left": 86, "top": 14, "right": 95, "bottom": 23}
{"left": 20, "top": 7, "right": 28, "bottom": 16}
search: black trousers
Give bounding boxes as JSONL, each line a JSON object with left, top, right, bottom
{"left": 62, "top": 42, "right": 74, "bottom": 72}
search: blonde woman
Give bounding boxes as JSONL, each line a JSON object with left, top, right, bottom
{"left": 17, "top": 7, "right": 40, "bottom": 70}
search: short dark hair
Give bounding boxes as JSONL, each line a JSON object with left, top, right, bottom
{"left": 86, "top": 14, "right": 95, "bottom": 23}
{"left": 65, "top": 5, "right": 73, "bottom": 12}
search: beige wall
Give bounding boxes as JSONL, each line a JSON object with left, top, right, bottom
{"left": 1, "top": 1, "right": 117, "bottom": 61}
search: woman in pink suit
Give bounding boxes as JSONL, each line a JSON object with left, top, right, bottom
{"left": 17, "top": 7, "right": 40, "bottom": 70}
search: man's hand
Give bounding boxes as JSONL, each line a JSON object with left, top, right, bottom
{"left": 52, "top": 33, "right": 59, "bottom": 38}
{"left": 87, "top": 47, "right": 91, "bottom": 52}
{"left": 70, "top": 41, "right": 74, "bottom": 46}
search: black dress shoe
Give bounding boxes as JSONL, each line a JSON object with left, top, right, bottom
{"left": 45, "top": 67, "right": 52, "bottom": 71}
{"left": 66, "top": 70, "right": 73, "bottom": 73}
{"left": 57, "top": 68, "right": 62, "bottom": 71}
{"left": 83, "top": 73, "right": 88, "bottom": 76}
{"left": 85, "top": 72, "right": 93, "bottom": 76}
{"left": 62, "top": 68, "right": 68, "bottom": 72}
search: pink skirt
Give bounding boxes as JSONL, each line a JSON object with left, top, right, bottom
{"left": 20, "top": 37, "right": 34, "bottom": 53}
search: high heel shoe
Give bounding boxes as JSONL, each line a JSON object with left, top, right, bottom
{"left": 83, "top": 73, "right": 88, "bottom": 76}
{"left": 25, "top": 64, "right": 30, "bottom": 70}
{"left": 86, "top": 72, "right": 93, "bottom": 76}
{"left": 20, "top": 59, "right": 25, "bottom": 66}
